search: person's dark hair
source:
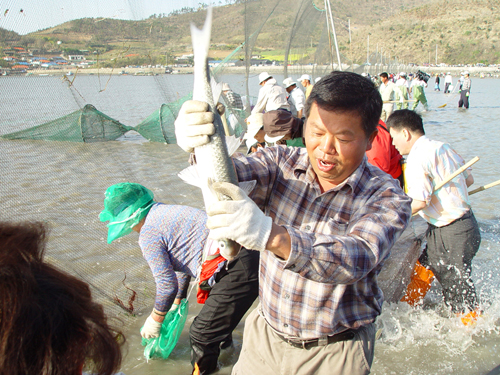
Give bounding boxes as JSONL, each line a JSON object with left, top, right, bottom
{"left": 305, "top": 71, "right": 382, "bottom": 136}
{"left": 0, "top": 221, "right": 125, "bottom": 375}
{"left": 386, "top": 109, "right": 425, "bottom": 135}
{"left": 379, "top": 72, "right": 388, "bottom": 79}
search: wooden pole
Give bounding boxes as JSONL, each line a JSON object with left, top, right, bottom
{"left": 412, "top": 157, "right": 480, "bottom": 217}
{"left": 469, "top": 179, "right": 500, "bottom": 195}
{"left": 434, "top": 156, "right": 480, "bottom": 191}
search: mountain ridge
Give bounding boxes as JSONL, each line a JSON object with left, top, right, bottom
{"left": 1, "top": 0, "right": 499, "bottom": 66}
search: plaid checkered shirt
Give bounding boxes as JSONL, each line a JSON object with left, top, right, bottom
{"left": 233, "top": 146, "right": 412, "bottom": 339}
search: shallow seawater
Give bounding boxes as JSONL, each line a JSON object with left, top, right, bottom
{"left": 1, "top": 74, "right": 499, "bottom": 375}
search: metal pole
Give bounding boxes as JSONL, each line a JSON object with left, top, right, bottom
{"left": 326, "top": 0, "right": 342, "bottom": 71}
{"left": 324, "top": 0, "right": 334, "bottom": 70}
{"left": 367, "top": 35, "right": 369, "bottom": 64}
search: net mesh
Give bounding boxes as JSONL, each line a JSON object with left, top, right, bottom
{"left": 1, "top": 104, "right": 132, "bottom": 142}
{"left": 0, "top": 1, "right": 417, "bottom": 371}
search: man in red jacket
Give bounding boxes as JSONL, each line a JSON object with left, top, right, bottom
{"left": 366, "top": 119, "right": 404, "bottom": 188}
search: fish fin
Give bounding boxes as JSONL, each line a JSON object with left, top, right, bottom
{"left": 225, "top": 134, "right": 242, "bottom": 156}
{"left": 178, "top": 165, "right": 201, "bottom": 188}
{"left": 239, "top": 180, "right": 256, "bottom": 195}
{"left": 190, "top": 7, "right": 212, "bottom": 68}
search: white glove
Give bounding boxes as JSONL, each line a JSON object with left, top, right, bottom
{"left": 174, "top": 100, "right": 215, "bottom": 153}
{"left": 141, "top": 315, "right": 162, "bottom": 339}
{"left": 169, "top": 303, "right": 180, "bottom": 312}
{"left": 206, "top": 181, "right": 273, "bottom": 252}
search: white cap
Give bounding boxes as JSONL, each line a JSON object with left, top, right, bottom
{"left": 221, "top": 82, "right": 231, "bottom": 91}
{"left": 246, "top": 138, "right": 259, "bottom": 154}
{"left": 244, "top": 113, "right": 264, "bottom": 140}
{"left": 464, "top": 71, "right": 469, "bottom": 75}
{"left": 447, "top": 72, "right": 451, "bottom": 75}
{"left": 314, "top": 76, "right": 321, "bottom": 83}
{"left": 299, "top": 74, "right": 311, "bottom": 82}
{"left": 265, "top": 133, "right": 285, "bottom": 144}
{"left": 282, "top": 77, "right": 296, "bottom": 88}
{"left": 258, "top": 72, "right": 272, "bottom": 83}
{"left": 399, "top": 72, "right": 406, "bottom": 76}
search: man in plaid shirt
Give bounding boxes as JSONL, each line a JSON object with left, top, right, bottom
{"left": 175, "top": 71, "right": 412, "bottom": 375}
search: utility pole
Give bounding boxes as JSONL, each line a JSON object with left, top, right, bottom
{"left": 367, "top": 35, "right": 369, "bottom": 64}
{"left": 435, "top": 44, "right": 438, "bottom": 65}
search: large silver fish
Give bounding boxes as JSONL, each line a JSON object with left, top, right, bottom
{"left": 187, "top": 8, "right": 242, "bottom": 260}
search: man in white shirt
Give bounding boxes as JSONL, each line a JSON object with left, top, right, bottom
{"left": 251, "top": 72, "right": 290, "bottom": 115}
{"left": 387, "top": 109, "right": 481, "bottom": 319}
{"left": 379, "top": 72, "right": 395, "bottom": 122}
{"left": 444, "top": 73, "right": 453, "bottom": 94}
{"left": 283, "top": 77, "right": 306, "bottom": 119}
{"left": 299, "top": 73, "right": 314, "bottom": 98}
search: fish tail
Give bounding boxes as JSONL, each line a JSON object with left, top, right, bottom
{"left": 190, "top": 7, "right": 212, "bottom": 69}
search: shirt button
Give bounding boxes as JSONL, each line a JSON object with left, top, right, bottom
{"left": 284, "top": 324, "right": 288, "bottom": 328}
{"left": 305, "top": 225, "right": 311, "bottom": 230}
{"left": 284, "top": 294, "right": 290, "bottom": 299}
{"left": 289, "top": 264, "right": 295, "bottom": 269}
{"left": 317, "top": 197, "right": 321, "bottom": 203}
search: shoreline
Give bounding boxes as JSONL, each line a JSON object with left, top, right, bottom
{"left": 6, "top": 65, "right": 500, "bottom": 77}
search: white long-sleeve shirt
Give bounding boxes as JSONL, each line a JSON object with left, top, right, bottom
{"left": 251, "top": 78, "right": 290, "bottom": 115}
{"left": 288, "top": 86, "right": 306, "bottom": 116}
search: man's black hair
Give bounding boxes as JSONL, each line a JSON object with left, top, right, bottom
{"left": 386, "top": 109, "right": 425, "bottom": 135}
{"left": 304, "top": 71, "right": 382, "bottom": 137}
{"left": 379, "top": 72, "right": 389, "bottom": 79}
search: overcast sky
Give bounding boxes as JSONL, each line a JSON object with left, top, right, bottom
{"left": 0, "top": 0, "right": 208, "bottom": 35}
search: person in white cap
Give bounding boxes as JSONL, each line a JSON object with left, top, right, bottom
{"left": 299, "top": 73, "right": 314, "bottom": 98}
{"left": 244, "top": 113, "right": 266, "bottom": 144}
{"left": 444, "top": 72, "right": 453, "bottom": 94}
{"left": 251, "top": 72, "right": 290, "bottom": 116}
{"left": 394, "top": 72, "right": 409, "bottom": 110}
{"left": 283, "top": 77, "right": 306, "bottom": 119}
{"left": 458, "top": 71, "right": 471, "bottom": 109}
{"left": 314, "top": 76, "right": 322, "bottom": 83}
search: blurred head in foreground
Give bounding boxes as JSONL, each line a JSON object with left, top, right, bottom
{"left": 0, "top": 221, "right": 125, "bottom": 375}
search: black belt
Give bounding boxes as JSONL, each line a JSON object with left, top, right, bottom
{"left": 276, "top": 329, "right": 356, "bottom": 350}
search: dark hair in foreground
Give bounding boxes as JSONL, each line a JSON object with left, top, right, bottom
{"left": 386, "top": 109, "right": 425, "bottom": 136}
{"left": 0, "top": 222, "right": 125, "bottom": 375}
{"left": 305, "top": 71, "right": 383, "bottom": 136}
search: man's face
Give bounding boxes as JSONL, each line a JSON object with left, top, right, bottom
{"left": 305, "top": 103, "right": 375, "bottom": 192}
{"left": 380, "top": 75, "right": 388, "bottom": 84}
{"left": 300, "top": 80, "right": 307, "bottom": 87}
{"left": 389, "top": 128, "right": 410, "bottom": 156}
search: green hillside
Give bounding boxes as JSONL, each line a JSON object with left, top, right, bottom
{"left": 1, "top": 0, "right": 499, "bottom": 66}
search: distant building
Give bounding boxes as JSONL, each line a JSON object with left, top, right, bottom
{"left": 208, "top": 60, "right": 237, "bottom": 67}
{"left": 68, "top": 55, "right": 85, "bottom": 61}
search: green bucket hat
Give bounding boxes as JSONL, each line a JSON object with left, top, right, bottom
{"left": 99, "top": 183, "right": 155, "bottom": 243}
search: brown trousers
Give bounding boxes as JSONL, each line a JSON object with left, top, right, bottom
{"left": 232, "top": 308, "right": 375, "bottom": 375}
